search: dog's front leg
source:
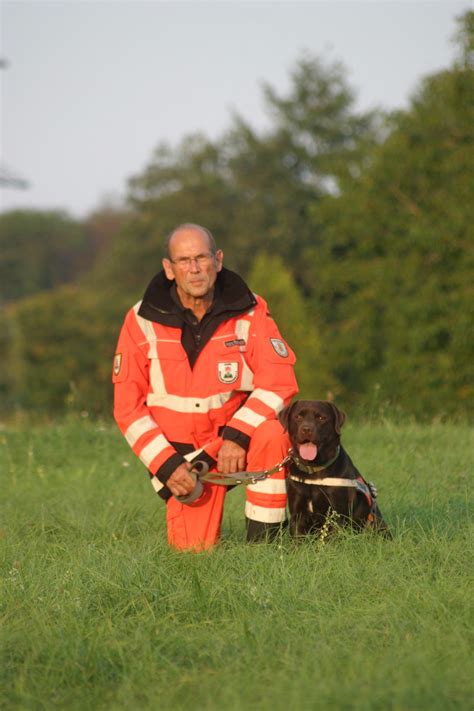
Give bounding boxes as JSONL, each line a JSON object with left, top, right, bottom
{"left": 288, "top": 486, "right": 312, "bottom": 537}
{"left": 290, "top": 513, "right": 307, "bottom": 537}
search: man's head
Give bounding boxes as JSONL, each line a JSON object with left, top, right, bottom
{"left": 162, "top": 224, "right": 223, "bottom": 304}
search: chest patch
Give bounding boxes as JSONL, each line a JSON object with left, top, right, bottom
{"left": 225, "top": 338, "right": 246, "bottom": 348}
{"left": 218, "top": 361, "right": 239, "bottom": 384}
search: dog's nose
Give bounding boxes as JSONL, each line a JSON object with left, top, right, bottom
{"left": 300, "top": 424, "right": 313, "bottom": 436}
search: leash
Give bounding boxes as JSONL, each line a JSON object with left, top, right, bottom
{"left": 175, "top": 453, "right": 292, "bottom": 504}
{"left": 196, "top": 453, "right": 292, "bottom": 486}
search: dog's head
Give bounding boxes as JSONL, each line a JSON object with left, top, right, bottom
{"left": 279, "top": 400, "right": 346, "bottom": 462}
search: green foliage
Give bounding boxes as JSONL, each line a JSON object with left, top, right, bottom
{"left": 248, "top": 253, "right": 339, "bottom": 399}
{"left": 1, "top": 419, "right": 472, "bottom": 709}
{"left": 2, "top": 285, "right": 130, "bottom": 414}
{"left": 306, "top": 56, "right": 474, "bottom": 415}
{"left": 0, "top": 210, "right": 86, "bottom": 303}
{"left": 123, "top": 55, "right": 379, "bottom": 281}
{"left": 453, "top": 8, "right": 474, "bottom": 68}
{"left": 2, "top": 23, "right": 473, "bottom": 417}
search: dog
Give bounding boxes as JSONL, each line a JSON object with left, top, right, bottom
{"left": 279, "top": 400, "right": 390, "bottom": 538}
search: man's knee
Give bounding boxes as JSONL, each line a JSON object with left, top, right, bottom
{"left": 251, "top": 418, "right": 286, "bottom": 445}
{"left": 248, "top": 418, "right": 289, "bottom": 462}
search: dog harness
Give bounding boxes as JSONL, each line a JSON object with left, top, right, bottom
{"left": 287, "top": 448, "right": 379, "bottom": 524}
{"left": 288, "top": 471, "right": 376, "bottom": 507}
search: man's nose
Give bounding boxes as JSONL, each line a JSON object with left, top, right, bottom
{"left": 189, "top": 258, "right": 201, "bottom": 271}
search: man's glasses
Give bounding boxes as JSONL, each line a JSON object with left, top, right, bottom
{"left": 169, "top": 253, "right": 216, "bottom": 269}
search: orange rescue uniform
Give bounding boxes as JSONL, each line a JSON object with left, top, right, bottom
{"left": 113, "top": 268, "right": 297, "bottom": 549}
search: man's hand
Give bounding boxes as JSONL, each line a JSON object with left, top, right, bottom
{"left": 166, "top": 462, "right": 196, "bottom": 497}
{"left": 217, "top": 441, "right": 247, "bottom": 475}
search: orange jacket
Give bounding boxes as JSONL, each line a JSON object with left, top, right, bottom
{"left": 113, "top": 269, "right": 298, "bottom": 494}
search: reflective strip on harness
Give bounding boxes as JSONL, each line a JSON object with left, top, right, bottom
{"left": 288, "top": 476, "right": 360, "bottom": 487}
{"left": 288, "top": 474, "right": 373, "bottom": 507}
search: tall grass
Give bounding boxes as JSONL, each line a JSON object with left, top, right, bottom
{"left": 1, "top": 418, "right": 472, "bottom": 710}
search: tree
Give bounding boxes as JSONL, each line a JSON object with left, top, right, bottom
{"left": 304, "top": 11, "right": 474, "bottom": 415}
{"left": 0, "top": 210, "right": 86, "bottom": 303}
{"left": 248, "top": 254, "right": 339, "bottom": 400}
{"left": 0, "top": 207, "right": 129, "bottom": 304}
{"left": 3, "top": 29, "right": 472, "bottom": 418}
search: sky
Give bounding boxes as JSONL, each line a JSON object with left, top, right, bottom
{"left": 1, "top": 0, "right": 471, "bottom": 217}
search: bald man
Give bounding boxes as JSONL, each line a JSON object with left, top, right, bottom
{"left": 113, "top": 223, "right": 298, "bottom": 550}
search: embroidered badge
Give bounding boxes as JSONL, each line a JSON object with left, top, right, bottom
{"left": 113, "top": 353, "right": 122, "bottom": 376}
{"left": 218, "top": 362, "right": 239, "bottom": 384}
{"left": 270, "top": 338, "right": 289, "bottom": 358}
{"left": 225, "top": 339, "right": 246, "bottom": 348}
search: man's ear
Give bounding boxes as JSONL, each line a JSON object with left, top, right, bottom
{"left": 328, "top": 403, "right": 346, "bottom": 434}
{"left": 278, "top": 401, "right": 297, "bottom": 432}
{"left": 162, "top": 258, "right": 175, "bottom": 281}
{"left": 215, "top": 249, "right": 224, "bottom": 272}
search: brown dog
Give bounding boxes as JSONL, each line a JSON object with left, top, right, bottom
{"left": 279, "top": 400, "right": 390, "bottom": 537}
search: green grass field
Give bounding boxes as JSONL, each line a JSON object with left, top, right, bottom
{"left": 1, "top": 417, "right": 472, "bottom": 710}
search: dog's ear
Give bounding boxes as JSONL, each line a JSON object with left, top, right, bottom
{"left": 328, "top": 403, "right": 346, "bottom": 434}
{"left": 278, "top": 401, "right": 297, "bottom": 432}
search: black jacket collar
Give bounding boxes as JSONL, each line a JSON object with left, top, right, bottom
{"left": 138, "top": 267, "right": 257, "bottom": 325}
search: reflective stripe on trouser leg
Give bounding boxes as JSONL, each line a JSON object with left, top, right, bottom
{"left": 245, "top": 419, "right": 290, "bottom": 524}
{"left": 166, "top": 483, "right": 227, "bottom": 551}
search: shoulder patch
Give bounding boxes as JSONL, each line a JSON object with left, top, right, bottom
{"left": 270, "top": 338, "right": 288, "bottom": 358}
{"left": 113, "top": 353, "right": 122, "bottom": 376}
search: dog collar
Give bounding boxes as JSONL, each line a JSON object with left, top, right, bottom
{"left": 290, "top": 446, "right": 341, "bottom": 475}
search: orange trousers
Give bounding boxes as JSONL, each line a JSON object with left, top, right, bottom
{"left": 166, "top": 420, "right": 291, "bottom": 551}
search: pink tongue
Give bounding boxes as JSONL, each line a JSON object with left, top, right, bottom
{"left": 298, "top": 443, "right": 317, "bottom": 461}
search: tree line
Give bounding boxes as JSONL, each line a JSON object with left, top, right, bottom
{"left": 1, "top": 11, "right": 472, "bottom": 419}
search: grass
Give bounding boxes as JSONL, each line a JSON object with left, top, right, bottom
{"left": 0, "top": 417, "right": 472, "bottom": 710}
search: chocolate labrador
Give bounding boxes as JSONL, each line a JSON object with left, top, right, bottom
{"left": 279, "top": 400, "right": 390, "bottom": 537}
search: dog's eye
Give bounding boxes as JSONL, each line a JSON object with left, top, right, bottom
{"left": 316, "top": 415, "right": 327, "bottom": 422}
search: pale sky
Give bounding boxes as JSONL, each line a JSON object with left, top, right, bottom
{"left": 1, "top": 0, "right": 471, "bottom": 217}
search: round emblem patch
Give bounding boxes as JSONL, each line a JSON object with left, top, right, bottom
{"left": 218, "top": 362, "right": 239, "bottom": 384}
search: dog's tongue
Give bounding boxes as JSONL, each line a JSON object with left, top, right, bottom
{"left": 298, "top": 443, "right": 317, "bottom": 461}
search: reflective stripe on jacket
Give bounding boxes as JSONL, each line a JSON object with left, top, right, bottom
{"left": 113, "top": 293, "right": 298, "bottom": 484}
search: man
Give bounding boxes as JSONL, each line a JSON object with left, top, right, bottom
{"left": 113, "top": 223, "right": 298, "bottom": 550}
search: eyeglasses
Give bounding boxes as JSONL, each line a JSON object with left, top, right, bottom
{"left": 168, "top": 253, "right": 216, "bottom": 269}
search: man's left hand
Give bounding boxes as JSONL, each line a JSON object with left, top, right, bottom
{"left": 217, "top": 441, "right": 247, "bottom": 474}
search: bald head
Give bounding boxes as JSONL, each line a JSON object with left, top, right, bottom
{"left": 162, "top": 224, "right": 224, "bottom": 309}
{"left": 165, "top": 223, "right": 217, "bottom": 259}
